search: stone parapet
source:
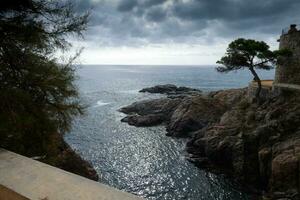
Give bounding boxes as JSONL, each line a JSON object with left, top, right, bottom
{"left": 0, "top": 149, "right": 142, "bottom": 200}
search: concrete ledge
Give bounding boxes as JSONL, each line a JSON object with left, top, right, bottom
{"left": 0, "top": 149, "right": 142, "bottom": 200}
{"left": 0, "top": 185, "right": 29, "bottom": 200}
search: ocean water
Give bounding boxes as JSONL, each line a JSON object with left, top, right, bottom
{"left": 65, "top": 65, "right": 275, "bottom": 200}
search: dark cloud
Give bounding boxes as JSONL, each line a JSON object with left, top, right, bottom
{"left": 145, "top": 7, "right": 167, "bottom": 22}
{"left": 142, "top": 0, "right": 166, "bottom": 7}
{"left": 117, "top": 0, "right": 166, "bottom": 12}
{"left": 74, "top": 0, "right": 300, "bottom": 47}
{"left": 117, "top": 0, "right": 138, "bottom": 12}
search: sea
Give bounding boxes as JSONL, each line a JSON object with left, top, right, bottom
{"left": 65, "top": 65, "right": 275, "bottom": 200}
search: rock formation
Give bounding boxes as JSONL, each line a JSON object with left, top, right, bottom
{"left": 188, "top": 93, "right": 300, "bottom": 199}
{"left": 39, "top": 132, "right": 99, "bottom": 181}
{"left": 139, "top": 84, "right": 201, "bottom": 95}
{"left": 120, "top": 84, "right": 300, "bottom": 199}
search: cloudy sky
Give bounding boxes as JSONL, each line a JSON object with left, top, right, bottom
{"left": 72, "top": 0, "right": 300, "bottom": 65}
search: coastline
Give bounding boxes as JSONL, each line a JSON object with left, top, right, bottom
{"left": 119, "top": 84, "right": 300, "bottom": 200}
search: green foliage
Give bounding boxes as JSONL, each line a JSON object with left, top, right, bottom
{"left": 0, "top": 0, "right": 89, "bottom": 156}
{"left": 216, "top": 38, "right": 286, "bottom": 73}
{"left": 216, "top": 38, "right": 291, "bottom": 99}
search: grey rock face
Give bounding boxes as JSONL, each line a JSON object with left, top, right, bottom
{"left": 119, "top": 98, "right": 181, "bottom": 117}
{"left": 121, "top": 114, "right": 165, "bottom": 127}
{"left": 166, "top": 95, "right": 226, "bottom": 137}
{"left": 120, "top": 84, "right": 300, "bottom": 199}
{"left": 187, "top": 95, "right": 300, "bottom": 199}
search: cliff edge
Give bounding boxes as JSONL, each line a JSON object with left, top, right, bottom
{"left": 120, "top": 84, "right": 300, "bottom": 199}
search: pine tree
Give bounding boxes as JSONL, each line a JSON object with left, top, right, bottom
{"left": 217, "top": 38, "right": 291, "bottom": 100}
{"left": 0, "top": 0, "right": 89, "bottom": 156}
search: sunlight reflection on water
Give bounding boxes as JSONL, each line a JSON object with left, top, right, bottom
{"left": 65, "top": 65, "right": 274, "bottom": 200}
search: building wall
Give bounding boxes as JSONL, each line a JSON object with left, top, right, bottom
{"left": 274, "top": 31, "right": 300, "bottom": 85}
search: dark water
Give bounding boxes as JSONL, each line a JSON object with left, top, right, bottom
{"left": 65, "top": 65, "right": 274, "bottom": 200}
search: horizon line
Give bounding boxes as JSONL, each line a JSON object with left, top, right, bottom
{"left": 76, "top": 64, "right": 218, "bottom": 66}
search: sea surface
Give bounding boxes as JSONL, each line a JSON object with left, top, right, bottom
{"left": 65, "top": 65, "right": 275, "bottom": 200}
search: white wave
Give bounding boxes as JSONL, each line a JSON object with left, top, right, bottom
{"left": 94, "top": 100, "right": 111, "bottom": 107}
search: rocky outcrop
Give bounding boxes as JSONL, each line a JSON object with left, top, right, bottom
{"left": 139, "top": 84, "right": 201, "bottom": 95}
{"left": 53, "top": 141, "right": 99, "bottom": 181}
{"left": 187, "top": 94, "right": 300, "bottom": 199}
{"left": 119, "top": 98, "right": 182, "bottom": 127}
{"left": 120, "top": 87, "right": 246, "bottom": 137}
{"left": 119, "top": 98, "right": 182, "bottom": 117}
{"left": 40, "top": 132, "right": 99, "bottom": 181}
{"left": 166, "top": 95, "right": 226, "bottom": 137}
{"left": 209, "top": 88, "right": 249, "bottom": 108}
{"left": 121, "top": 114, "right": 165, "bottom": 127}
{"left": 120, "top": 84, "right": 300, "bottom": 199}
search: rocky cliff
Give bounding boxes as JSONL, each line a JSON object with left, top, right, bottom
{"left": 39, "top": 132, "right": 99, "bottom": 181}
{"left": 120, "top": 84, "right": 300, "bottom": 199}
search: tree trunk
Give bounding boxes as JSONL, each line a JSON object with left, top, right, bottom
{"left": 249, "top": 67, "right": 262, "bottom": 100}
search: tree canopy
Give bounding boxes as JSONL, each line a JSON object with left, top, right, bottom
{"left": 216, "top": 38, "right": 290, "bottom": 99}
{"left": 0, "top": 0, "right": 89, "bottom": 156}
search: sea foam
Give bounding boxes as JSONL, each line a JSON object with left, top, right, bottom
{"left": 94, "top": 100, "right": 111, "bottom": 107}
